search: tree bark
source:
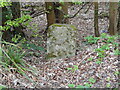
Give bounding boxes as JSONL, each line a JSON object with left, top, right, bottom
{"left": 0, "top": 7, "right": 3, "bottom": 60}
{"left": 94, "top": 2, "right": 100, "bottom": 37}
{"left": 109, "top": 2, "right": 118, "bottom": 35}
{"left": 45, "top": 2, "right": 69, "bottom": 27}
{"left": 118, "top": 5, "right": 120, "bottom": 35}
{"left": 54, "top": 2, "right": 69, "bottom": 24}
{"left": 45, "top": 2, "right": 56, "bottom": 27}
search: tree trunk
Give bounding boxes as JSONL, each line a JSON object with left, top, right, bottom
{"left": 94, "top": 2, "right": 100, "bottom": 37}
{"left": 0, "top": 7, "right": 2, "bottom": 60}
{"left": 109, "top": 2, "right": 118, "bottom": 35}
{"left": 118, "top": 5, "right": 120, "bottom": 35}
{"left": 45, "top": 2, "right": 56, "bottom": 27}
{"left": 54, "top": 2, "right": 69, "bottom": 24}
{"left": 45, "top": 2, "right": 69, "bottom": 27}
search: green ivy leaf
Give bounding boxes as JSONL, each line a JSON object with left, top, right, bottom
{"left": 68, "top": 84, "right": 75, "bottom": 88}
{"left": 67, "top": 68, "right": 72, "bottom": 70}
{"left": 84, "top": 83, "right": 92, "bottom": 87}
{"left": 76, "top": 85, "right": 85, "bottom": 88}
{"left": 88, "top": 77, "right": 96, "bottom": 83}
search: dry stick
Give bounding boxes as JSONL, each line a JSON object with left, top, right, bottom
{"left": 33, "top": 2, "right": 89, "bottom": 19}
{"left": 21, "top": 8, "right": 46, "bottom": 18}
{"left": 31, "top": 11, "right": 45, "bottom": 18}
{"left": 69, "top": 2, "right": 90, "bottom": 18}
{"left": 79, "top": 51, "right": 95, "bottom": 65}
{"left": 58, "top": 2, "right": 89, "bottom": 19}
{"left": 21, "top": 3, "right": 89, "bottom": 19}
{"left": 57, "top": 2, "right": 90, "bottom": 23}
{"left": 84, "top": 3, "right": 93, "bottom": 14}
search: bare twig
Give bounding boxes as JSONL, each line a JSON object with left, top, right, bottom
{"left": 68, "top": 2, "right": 90, "bottom": 18}
{"left": 84, "top": 3, "right": 93, "bottom": 14}
{"left": 78, "top": 51, "right": 95, "bottom": 65}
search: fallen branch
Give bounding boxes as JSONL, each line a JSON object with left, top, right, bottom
{"left": 79, "top": 51, "right": 95, "bottom": 65}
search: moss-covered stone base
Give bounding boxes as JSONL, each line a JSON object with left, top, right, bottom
{"left": 46, "top": 24, "right": 77, "bottom": 59}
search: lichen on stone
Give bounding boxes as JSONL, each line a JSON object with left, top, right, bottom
{"left": 46, "top": 24, "right": 77, "bottom": 59}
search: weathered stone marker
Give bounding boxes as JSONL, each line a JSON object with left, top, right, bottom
{"left": 46, "top": 24, "right": 77, "bottom": 59}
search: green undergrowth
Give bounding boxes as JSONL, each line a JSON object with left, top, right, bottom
{"left": 0, "top": 40, "right": 38, "bottom": 84}
{"left": 68, "top": 33, "right": 119, "bottom": 88}
{"left": 22, "top": 42, "right": 45, "bottom": 51}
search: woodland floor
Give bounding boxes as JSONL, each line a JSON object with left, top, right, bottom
{"left": 0, "top": 2, "right": 119, "bottom": 88}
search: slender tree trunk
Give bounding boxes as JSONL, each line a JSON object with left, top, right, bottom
{"left": 94, "top": 2, "right": 100, "bottom": 37}
{"left": 0, "top": 7, "right": 1, "bottom": 26}
{"left": 45, "top": 2, "right": 56, "bottom": 27}
{"left": 0, "top": 7, "right": 2, "bottom": 60}
{"left": 109, "top": 2, "right": 118, "bottom": 35}
{"left": 118, "top": 5, "right": 120, "bottom": 35}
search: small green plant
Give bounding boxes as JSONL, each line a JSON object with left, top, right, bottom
{"left": 22, "top": 43, "right": 45, "bottom": 51}
{"left": 84, "top": 83, "right": 92, "bottom": 87}
{"left": 12, "top": 34, "right": 22, "bottom": 43}
{"left": 106, "top": 77, "right": 111, "bottom": 81}
{"left": 68, "top": 80, "right": 94, "bottom": 88}
{"left": 101, "top": 33, "right": 107, "bottom": 38}
{"left": 0, "top": 0, "right": 11, "bottom": 7}
{"left": 3, "top": 45, "right": 25, "bottom": 66}
{"left": 107, "top": 36, "right": 116, "bottom": 43}
{"left": 76, "top": 85, "right": 85, "bottom": 88}
{"left": 106, "top": 83, "right": 111, "bottom": 88}
{"left": 95, "top": 60, "right": 102, "bottom": 64}
{"left": 68, "top": 84, "right": 75, "bottom": 88}
{"left": 84, "top": 35, "right": 100, "bottom": 44}
{"left": 113, "top": 42, "right": 119, "bottom": 47}
{"left": 97, "top": 52, "right": 105, "bottom": 58}
{"left": 94, "top": 43, "right": 111, "bottom": 64}
{"left": 88, "top": 77, "right": 96, "bottom": 84}
{"left": 101, "top": 44, "right": 110, "bottom": 50}
{"left": 67, "top": 65, "right": 78, "bottom": 72}
{"left": 88, "top": 57, "right": 93, "bottom": 61}
{"left": 68, "top": 84, "right": 90, "bottom": 88}
{"left": 114, "top": 49, "right": 120, "bottom": 55}
{"left": 101, "top": 33, "right": 117, "bottom": 44}
{"left": 56, "top": 6, "right": 62, "bottom": 10}
{"left": 114, "top": 71, "right": 119, "bottom": 76}
{"left": 71, "top": 1, "right": 82, "bottom": 5}
{"left": 0, "top": 85, "right": 6, "bottom": 90}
